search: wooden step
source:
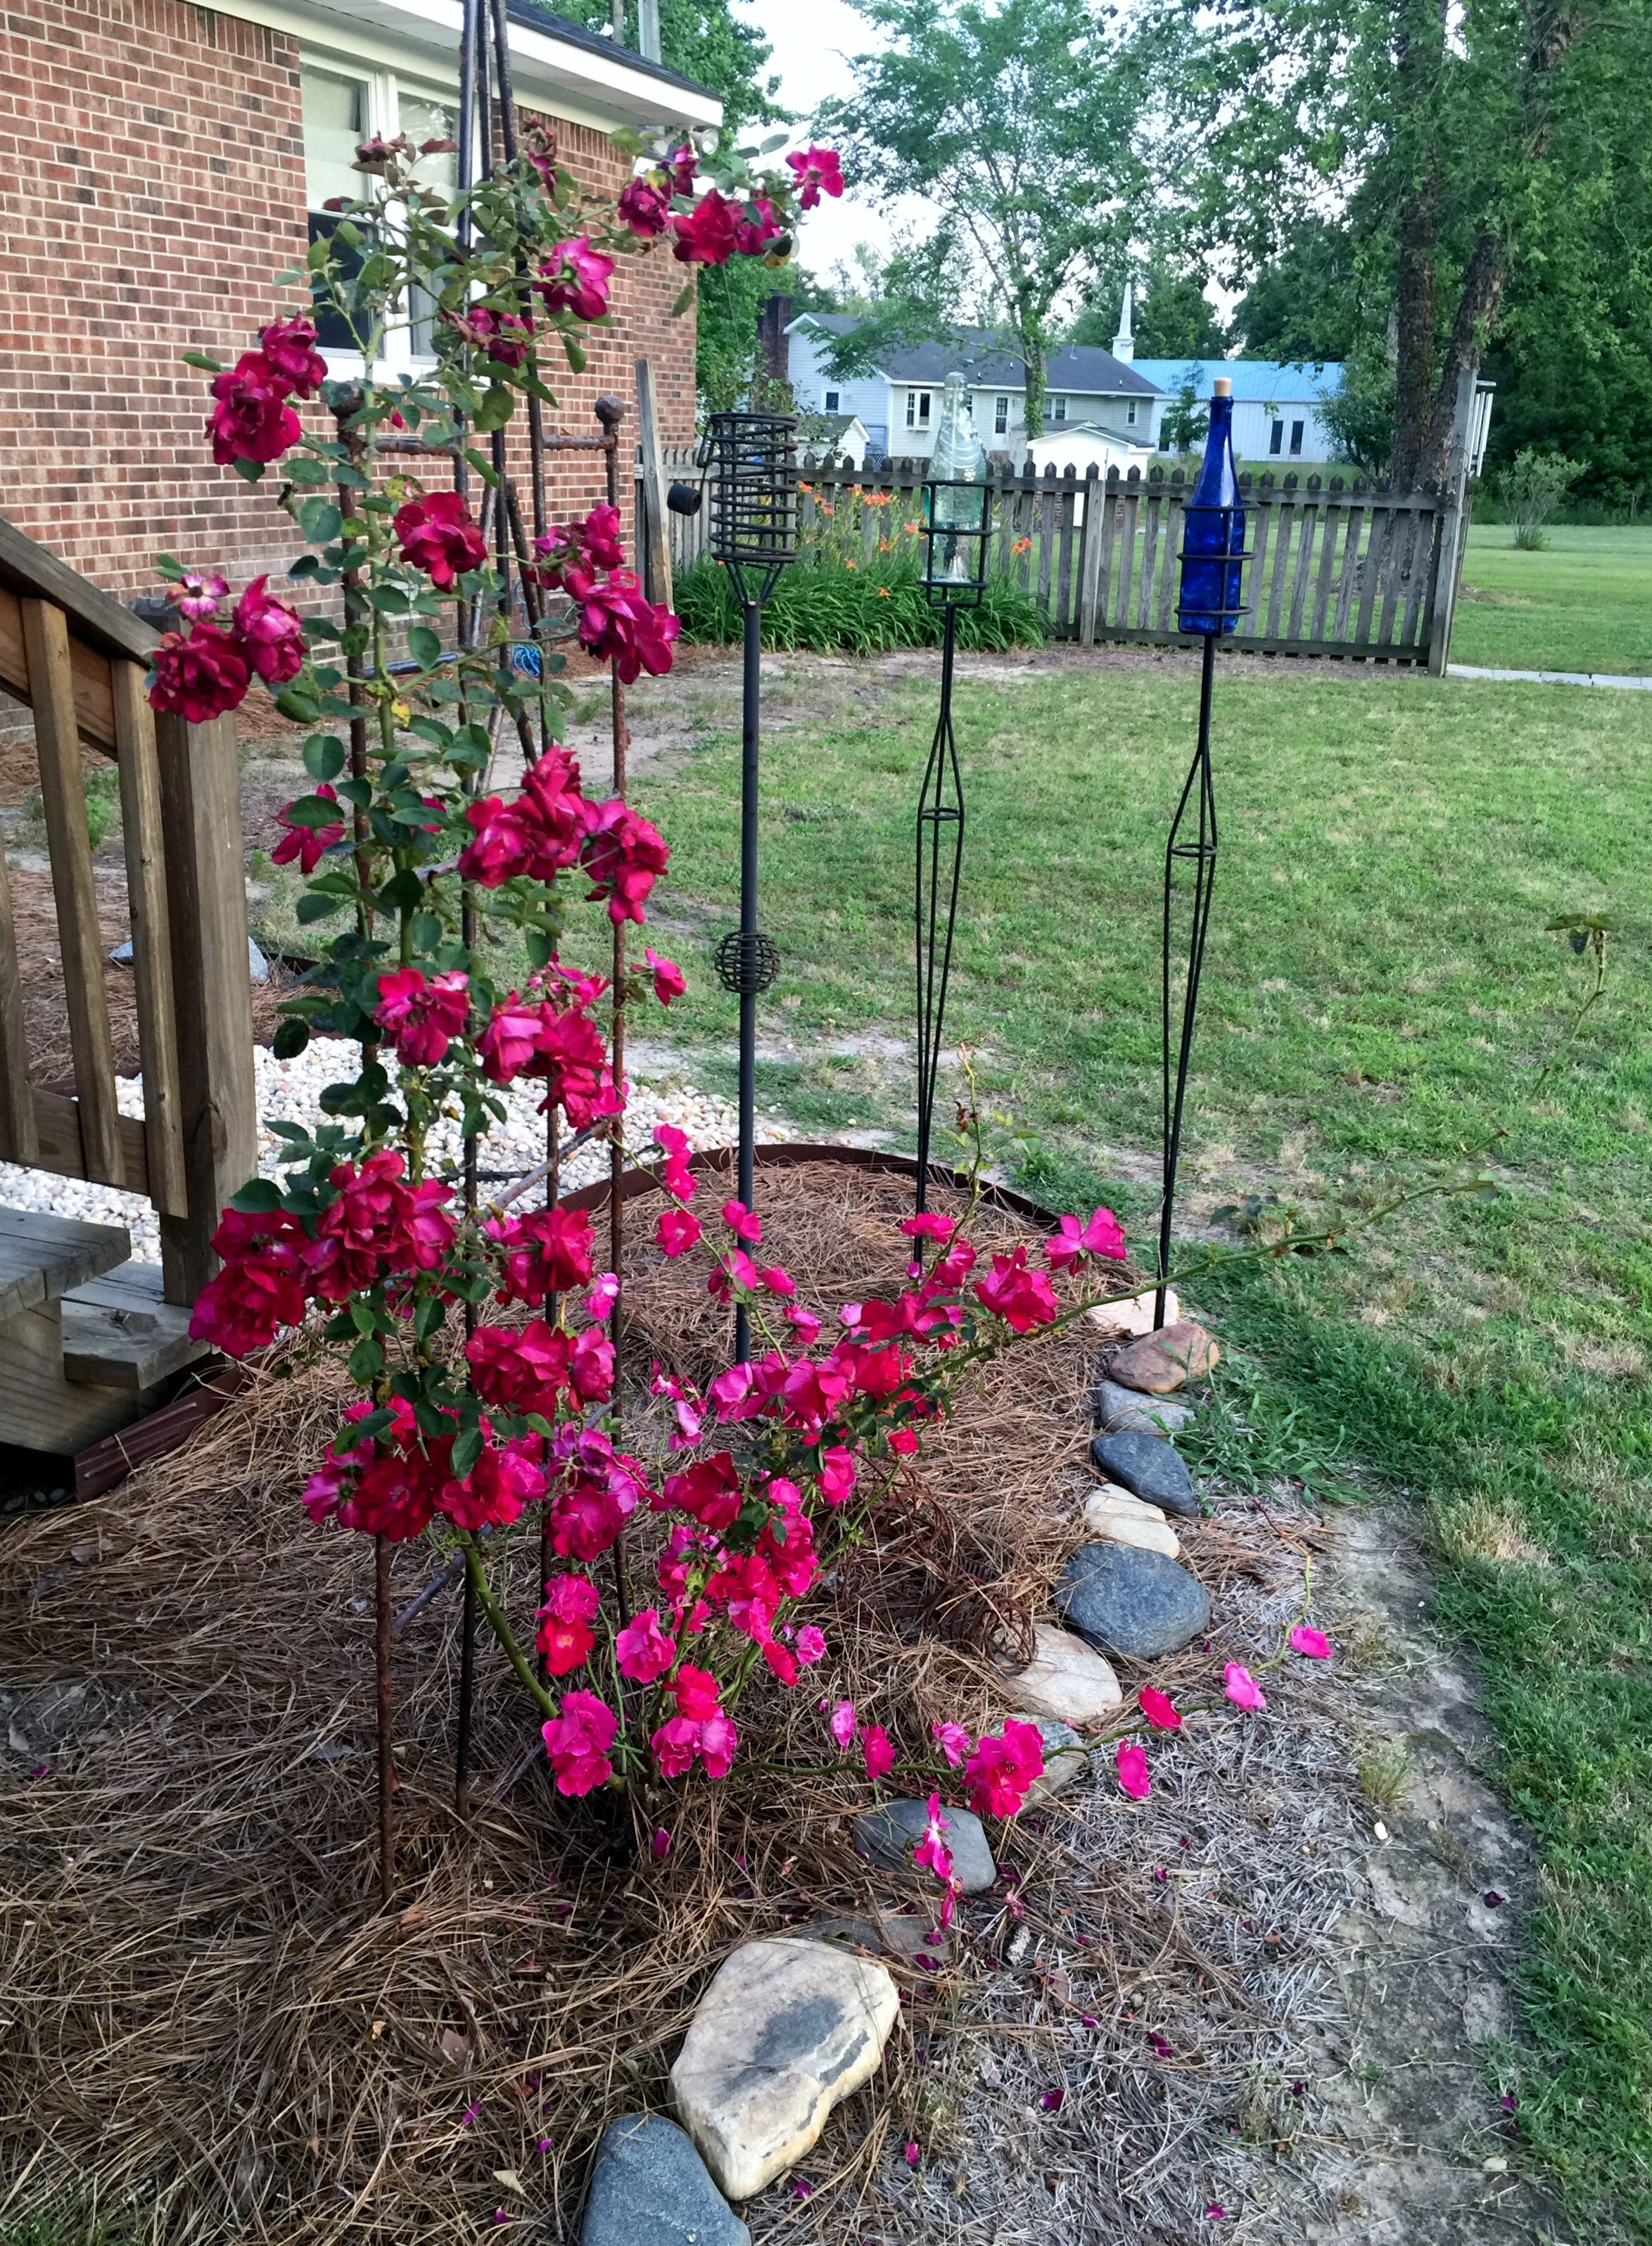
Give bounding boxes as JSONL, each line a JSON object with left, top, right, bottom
{"left": 61, "top": 1260, "right": 212, "bottom": 1390}
{"left": 0, "top": 1205, "right": 129, "bottom": 1321}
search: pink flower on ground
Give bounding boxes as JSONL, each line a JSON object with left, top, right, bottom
{"left": 148, "top": 625, "right": 251, "bottom": 724}
{"left": 536, "top": 235, "right": 614, "bottom": 321}
{"left": 651, "top": 1828, "right": 672, "bottom": 1860}
{"left": 394, "top": 490, "right": 488, "bottom": 588}
{"left": 720, "top": 1199, "right": 762, "bottom": 1244}
{"left": 541, "top": 1689, "right": 618, "bottom": 1795}
{"left": 931, "top": 1721, "right": 972, "bottom": 1768}
{"left": 654, "top": 1207, "right": 702, "bottom": 1257}
{"left": 1289, "top": 1625, "right": 1333, "bottom": 1659}
{"left": 828, "top": 1699, "right": 856, "bottom": 1751}
{"left": 231, "top": 574, "right": 306, "bottom": 685}
{"left": 1138, "top": 1685, "right": 1183, "bottom": 1732}
{"left": 862, "top": 1724, "right": 896, "bottom": 1782}
{"left": 646, "top": 947, "right": 685, "bottom": 1005}
{"left": 1043, "top": 1205, "right": 1128, "bottom": 1272}
{"left": 963, "top": 1720, "right": 1044, "bottom": 1817}
{"left": 207, "top": 351, "right": 301, "bottom": 465}
{"left": 615, "top": 1606, "right": 677, "bottom": 1683}
{"left": 374, "top": 965, "right": 470, "bottom": 1067}
{"left": 785, "top": 145, "right": 844, "bottom": 210}
{"left": 1117, "top": 1739, "right": 1152, "bottom": 1799}
{"left": 794, "top": 1625, "right": 827, "bottom": 1666}
{"left": 1224, "top": 1663, "right": 1267, "bottom": 1711}
{"left": 903, "top": 2141, "right": 920, "bottom": 2168}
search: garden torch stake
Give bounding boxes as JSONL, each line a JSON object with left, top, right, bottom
{"left": 734, "top": 587, "right": 761, "bottom": 1360}
{"left": 1157, "top": 376, "right": 1246, "bottom": 1326}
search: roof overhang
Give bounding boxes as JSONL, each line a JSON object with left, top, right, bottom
{"left": 214, "top": 0, "right": 722, "bottom": 134}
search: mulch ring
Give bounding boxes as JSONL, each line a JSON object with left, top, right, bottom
{"left": 0, "top": 1158, "right": 1353, "bottom": 2243}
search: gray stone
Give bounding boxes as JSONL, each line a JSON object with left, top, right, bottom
{"left": 1094, "top": 1377, "right": 1195, "bottom": 1438}
{"left": 854, "top": 1797, "right": 996, "bottom": 1891}
{"left": 671, "top": 1939, "right": 898, "bottom": 2200}
{"left": 785, "top": 1913, "right": 884, "bottom": 1955}
{"left": 1091, "top": 1429, "right": 1201, "bottom": 1517}
{"left": 1015, "top": 1714, "right": 1088, "bottom": 1802}
{"left": 1056, "top": 1542, "right": 1212, "bottom": 1659}
{"left": 581, "top": 2112, "right": 749, "bottom": 2246}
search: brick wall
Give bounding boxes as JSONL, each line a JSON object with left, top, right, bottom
{"left": 0, "top": 1, "right": 697, "bottom": 602}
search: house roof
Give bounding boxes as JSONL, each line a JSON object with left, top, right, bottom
{"left": 1131, "top": 357, "right": 1344, "bottom": 402}
{"left": 505, "top": 1, "right": 718, "bottom": 102}
{"left": 793, "top": 316, "right": 1162, "bottom": 398}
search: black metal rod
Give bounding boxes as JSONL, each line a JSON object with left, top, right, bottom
{"left": 914, "top": 602, "right": 966, "bottom": 1214}
{"left": 734, "top": 595, "right": 762, "bottom": 1362}
{"left": 455, "top": 1563, "right": 478, "bottom": 1815}
{"left": 1156, "top": 633, "right": 1219, "bottom": 1326}
{"left": 375, "top": 1535, "right": 395, "bottom": 1906}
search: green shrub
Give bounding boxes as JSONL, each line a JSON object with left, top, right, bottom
{"left": 24, "top": 763, "right": 122, "bottom": 852}
{"left": 674, "top": 481, "right": 1046, "bottom": 654}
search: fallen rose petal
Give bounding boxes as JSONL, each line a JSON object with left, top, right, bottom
{"left": 461, "top": 2100, "right": 481, "bottom": 2126}
{"left": 1040, "top": 2087, "right": 1065, "bottom": 2112}
{"left": 1116, "top": 1739, "right": 1151, "bottom": 1799}
{"left": 1289, "top": 1623, "right": 1333, "bottom": 1659}
{"left": 1223, "top": 1662, "right": 1267, "bottom": 1711}
{"left": 1138, "top": 1684, "right": 1183, "bottom": 1731}
{"left": 903, "top": 2140, "right": 920, "bottom": 2166}
{"left": 1483, "top": 1889, "right": 1505, "bottom": 1908}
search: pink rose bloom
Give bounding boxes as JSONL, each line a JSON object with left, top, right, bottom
{"left": 758, "top": 1264, "right": 796, "bottom": 1298}
{"left": 672, "top": 190, "right": 741, "bottom": 266}
{"left": 817, "top": 1445, "right": 858, "bottom": 1506}
{"left": 258, "top": 313, "right": 327, "bottom": 393}
{"left": 466, "top": 1319, "right": 571, "bottom": 1414}
{"left": 706, "top": 1248, "right": 759, "bottom": 1305}
{"left": 535, "top": 1571, "right": 599, "bottom": 1675}
{"left": 828, "top": 1699, "right": 856, "bottom": 1751}
{"left": 208, "top": 350, "right": 301, "bottom": 465}
{"left": 1138, "top": 1685, "right": 1183, "bottom": 1731}
{"left": 542, "top": 1689, "right": 618, "bottom": 1796}
{"left": 458, "top": 798, "right": 535, "bottom": 888}
{"left": 1043, "top": 1205, "right": 1128, "bottom": 1272}
{"left": 581, "top": 504, "right": 626, "bottom": 569}
{"left": 1117, "top": 1739, "right": 1151, "bottom": 1798}
{"left": 735, "top": 197, "right": 784, "bottom": 257}
{"left": 615, "top": 1606, "right": 677, "bottom": 1683}
{"left": 231, "top": 574, "right": 306, "bottom": 685}
{"left": 898, "top": 1211, "right": 956, "bottom": 1242}
{"left": 374, "top": 965, "right": 470, "bottom": 1067}
{"left": 1224, "top": 1663, "right": 1267, "bottom": 1711}
{"left": 148, "top": 624, "right": 251, "bottom": 725}
{"left": 646, "top": 947, "right": 685, "bottom": 1005}
{"left": 661, "top": 1452, "right": 742, "bottom": 1533}
{"left": 931, "top": 1721, "right": 972, "bottom": 1768}
{"left": 478, "top": 992, "right": 545, "bottom": 1080}
{"left": 270, "top": 781, "right": 343, "bottom": 875}
{"left": 443, "top": 305, "right": 533, "bottom": 367}
{"left": 912, "top": 1791, "right": 953, "bottom": 1883}
{"left": 720, "top": 1198, "right": 762, "bottom": 1245}
{"left": 174, "top": 570, "right": 229, "bottom": 622}
{"left": 580, "top": 798, "right": 670, "bottom": 924}
{"left": 394, "top": 490, "right": 488, "bottom": 588}
{"left": 584, "top": 1271, "right": 621, "bottom": 1323}
{"left": 654, "top": 1207, "right": 702, "bottom": 1257}
{"left": 862, "top": 1724, "right": 896, "bottom": 1782}
{"left": 795, "top": 1625, "right": 827, "bottom": 1666}
{"left": 569, "top": 568, "right": 680, "bottom": 684}
{"left": 784, "top": 145, "right": 844, "bottom": 210}
{"left": 489, "top": 1203, "right": 596, "bottom": 1305}
{"left": 536, "top": 235, "right": 614, "bottom": 322}
{"left": 973, "top": 1246, "right": 1060, "bottom": 1333}
{"left": 187, "top": 1244, "right": 307, "bottom": 1356}
{"left": 617, "top": 176, "right": 671, "bottom": 236}
{"left": 568, "top": 1326, "right": 615, "bottom": 1404}
{"left": 1290, "top": 1625, "right": 1333, "bottom": 1659}
{"left": 963, "top": 1720, "right": 1044, "bottom": 1817}
{"left": 654, "top": 1122, "right": 697, "bottom": 1198}
{"left": 439, "top": 1433, "right": 545, "bottom": 1531}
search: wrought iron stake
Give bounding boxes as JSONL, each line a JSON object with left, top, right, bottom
{"left": 375, "top": 1534, "right": 395, "bottom": 1904}
{"left": 915, "top": 602, "right": 966, "bottom": 1211}
{"left": 1156, "top": 633, "right": 1218, "bottom": 1326}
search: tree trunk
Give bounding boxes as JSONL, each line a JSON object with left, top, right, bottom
{"left": 1387, "top": 0, "right": 1448, "bottom": 486}
{"left": 1414, "top": 229, "right": 1508, "bottom": 488}
{"left": 1021, "top": 326, "right": 1047, "bottom": 455}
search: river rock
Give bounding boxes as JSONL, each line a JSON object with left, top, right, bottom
{"left": 671, "top": 1939, "right": 898, "bottom": 2200}
{"left": 1094, "top": 1377, "right": 1196, "bottom": 1438}
{"left": 1082, "top": 1490, "right": 1181, "bottom": 1557}
{"left": 855, "top": 1798, "right": 996, "bottom": 1891}
{"left": 1056, "top": 1542, "right": 1211, "bottom": 1659}
{"left": 1084, "top": 1286, "right": 1178, "bottom": 1340}
{"left": 1109, "top": 1319, "right": 1220, "bottom": 1395}
{"left": 1016, "top": 1713, "right": 1088, "bottom": 1801}
{"left": 1001, "top": 1623, "right": 1123, "bottom": 1726}
{"left": 580, "top": 2112, "right": 749, "bottom": 2246}
{"left": 1090, "top": 1430, "right": 1200, "bottom": 1518}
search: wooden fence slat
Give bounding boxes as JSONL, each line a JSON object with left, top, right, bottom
{"left": 110, "top": 659, "right": 187, "bottom": 1217}
{"left": 1310, "top": 495, "right": 1343, "bottom": 638}
{"left": 1264, "top": 493, "right": 1294, "bottom": 640}
{"left": 1153, "top": 483, "right": 1183, "bottom": 630}
{"left": 1287, "top": 492, "right": 1320, "bottom": 640}
{"left": 0, "top": 821, "right": 37, "bottom": 1165}
{"left": 1383, "top": 507, "right": 1421, "bottom": 648}
{"left": 1093, "top": 481, "right": 1119, "bottom": 638}
{"left": 1055, "top": 471, "right": 1079, "bottom": 635}
{"left": 1332, "top": 505, "right": 1366, "bottom": 637}
{"left": 1240, "top": 490, "right": 1272, "bottom": 633}
{"left": 1355, "top": 505, "right": 1389, "bottom": 646}
{"left": 1075, "top": 469, "right": 1101, "bottom": 644}
{"left": 1136, "top": 486, "right": 1162, "bottom": 629}
{"left": 20, "top": 597, "right": 123, "bottom": 1187}
{"left": 1114, "top": 484, "right": 1139, "bottom": 630}
{"left": 1405, "top": 508, "right": 1438, "bottom": 651}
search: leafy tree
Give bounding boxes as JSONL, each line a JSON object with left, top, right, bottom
{"left": 1158, "top": 371, "right": 1208, "bottom": 455}
{"left": 556, "top": 0, "right": 779, "bottom": 133}
{"left": 1070, "top": 262, "right": 1228, "bottom": 357}
{"left": 1231, "top": 222, "right": 1370, "bottom": 365}
{"left": 819, "top": 0, "right": 1152, "bottom": 434}
{"left": 804, "top": 230, "right": 974, "bottom": 381}
{"left": 1499, "top": 446, "right": 1583, "bottom": 546}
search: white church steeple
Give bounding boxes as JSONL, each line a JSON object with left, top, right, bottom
{"left": 1112, "top": 283, "right": 1134, "bottom": 364}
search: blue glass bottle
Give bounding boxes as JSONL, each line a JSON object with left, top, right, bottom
{"left": 1177, "top": 379, "right": 1245, "bottom": 635}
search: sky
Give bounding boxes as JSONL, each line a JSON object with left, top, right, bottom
{"left": 733, "top": 0, "right": 920, "bottom": 284}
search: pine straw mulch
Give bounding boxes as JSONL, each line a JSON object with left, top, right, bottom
{"left": 0, "top": 1160, "right": 1359, "bottom": 2245}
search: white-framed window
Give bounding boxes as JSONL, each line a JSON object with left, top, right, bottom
{"left": 1046, "top": 393, "right": 1067, "bottom": 424}
{"left": 1268, "top": 418, "right": 1284, "bottom": 455}
{"left": 301, "top": 55, "right": 458, "bottom": 376}
{"left": 993, "top": 394, "right": 1008, "bottom": 434}
{"left": 1289, "top": 419, "right": 1304, "bottom": 456}
{"left": 906, "top": 389, "right": 932, "bottom": 429}
{"left": 824, "top": 388, "right": 840, "bottom": 412}
{"left": 1126, "top": 399, "right": 1137, "bottom": 426}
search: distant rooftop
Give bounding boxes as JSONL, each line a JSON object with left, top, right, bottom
{"left": 1131, "top": 357, "right": 1344, "bottom": 401}
{"left": 792, "top": 315, "right": 1162, "bottom": 398}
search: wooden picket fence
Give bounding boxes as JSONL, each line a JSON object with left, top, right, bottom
{"left": 643, "top": 448, "right": 1475, "bottom": 671}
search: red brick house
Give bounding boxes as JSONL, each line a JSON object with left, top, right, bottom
{"left": 0, "top": 0, "right": 718, "bottom": 600}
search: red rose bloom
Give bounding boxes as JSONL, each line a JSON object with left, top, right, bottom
{"left": 258, "top": 314, "right": 327, "bottom": 394}
{"left": 232, "top": 574, "right": 306, "bottom": 685}
{"left": 467, "top": 1319, "right": 572, "bottom": 1413}
{"left": 537, "top": 1573, "right": 601, "bottom": 1676}
{"left": 963, "top": 1720, "right": 1045, "bottom": 1817}
{"left": 393, "top": 490, "right": 488, "bottom": 588}
{"left": 618, "top": 177, "right": 671, "bottom": 236}
{"left": 147, "top": 623, "right": 252, "bottom": 725}
{"left": 488, "top": 1203, "right": 596, "bottom": 1305}
{"left": 374, "top": 965, "right": 471, "bottom": 1067}
{"left": 542, "top": 1688, "right": 618, "bottom": 1796}
{"left": 566, "top": 566, "right": 680, "bottom": 683}
{"left": 187, "top": 1245, "right": 307, "bottom": 1356}
{"left": 735, "top": 197, "right": 784, "bottom": 257}
{"left": 271, "top": 781, "right": 343, "bottom": 875}
{"left": 208, "top": 351, "right": 303, "bottom": 466}
{"left": 535, "top": 235, "right": 614, "bottom": 322}
{"left": 580, "top": 799, "right": 669, "bottom": 925}
{"left": 443, "top": 305, "right": 534, "bottom": 367}
{"left": 784, "top": 146, "right": 845, "bottom": 210}
{"left": 672, "top": 191, "right": 742, "bottom": 267}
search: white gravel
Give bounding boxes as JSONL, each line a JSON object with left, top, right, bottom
{"left": 0, "top": 1040, "right": 792, "bottom": 1264}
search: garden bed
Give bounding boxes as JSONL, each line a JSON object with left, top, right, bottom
{"left": 0, "top": 1157, "right": 1559, "bottom": 2242}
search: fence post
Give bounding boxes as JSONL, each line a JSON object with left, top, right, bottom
{"left": 1427, "top": 367, "right": 1478, "bottom": 677}
{"left": 1076, "top": 466, "right": 1102, "bottom": 645}
{"left": 154, "top": 710, "right": 258, "bottom": 1307}
{"left": 634, "top": 358, "right": 673, "bottom": 612}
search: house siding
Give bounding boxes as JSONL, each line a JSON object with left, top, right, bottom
{"left": 0, "top": 1, "right": 697, "bottom": 598}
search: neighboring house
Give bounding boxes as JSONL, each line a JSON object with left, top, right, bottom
{"left": 783, "top": 315, "right": 1162, "bottom": 466}
{"left": 0, "top": 0, "right": 720, "bottom": 599}
{"left": 800, "top": 413, "right": 872, "bottom": 469}
{"left": 1025, "top": 420, "right": 1158, "bottom": 480}
{"left": 1131, "top": 360, "right": 1345, "bottom": 464}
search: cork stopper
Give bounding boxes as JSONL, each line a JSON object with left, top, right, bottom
{"left": 1212, "top": 376, "right": 1232, "bottom": 397}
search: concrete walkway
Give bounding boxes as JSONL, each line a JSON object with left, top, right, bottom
{"left": 1449, "top": 663, "right": 1652, "bottom": 689}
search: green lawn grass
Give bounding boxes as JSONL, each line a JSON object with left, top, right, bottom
{"left": 633, "top": 655, "right": 1652, "bottom": 2239}
{"left": 1451, "top": 524, "right": 1652, "bottom": 675}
